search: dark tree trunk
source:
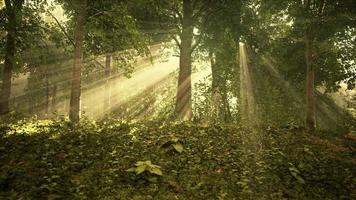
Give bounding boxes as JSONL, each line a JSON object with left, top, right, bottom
{"left": 305, "top": 27, "right": 316, "bottom": 131}
{"left": 175, "top": 0, "right": 194, "bottom": 120}
{"left": 0, "top": 0, "right": 23, "bottom": 114}
{"left": 69, "top": 0, "right": 87, "bottom": 123}
{"left": 104, "top": 54, "right": 111, "bottom": 113}
{"left": 0, "top": 34, "right": 14, "bottom": 114}
{"left": 222, "top": 90, "right": 231, "bottom": 122}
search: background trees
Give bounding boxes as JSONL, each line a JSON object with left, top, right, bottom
{"left": 0, "top": 0, "right": 354, "bottom": 130}
{"left": 0, "top": 0, "right": 47, "bottom": 114}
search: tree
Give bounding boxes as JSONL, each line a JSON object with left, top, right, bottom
{"left": 85, "top": 1, "right": 149, "bottom": 114}
{"left": 174, "top": 0, "right": 195, "bottom": 120}
{"left": 68, "top": 0, "right": 87, "bottom": 122}
{"left": 0, "top": 0, "right": 25, "bottom": 114}
{"left": 255, "top": 0, "right": 356, "bottom": 130}
{"left": 0, "top": 0, "right": 47, "bottom": 115}
{"left": 198, "top": 0, "right": 243, "bottom": 122}
{"left": 56, "top": 0, "right": 154, "bottom": 122}
{"left": 140, "top": 0, "right": 209, "bottom": 119}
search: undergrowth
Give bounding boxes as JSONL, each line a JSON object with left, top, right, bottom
{"left": 0, "top": 118, "right": 355, "bottom": 199}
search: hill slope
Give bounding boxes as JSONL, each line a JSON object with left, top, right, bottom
{"left": 0, "top": 119, "right": 355, "bottom": 199}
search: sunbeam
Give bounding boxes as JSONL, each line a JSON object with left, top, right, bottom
{"left": 239, "top": 43, "right": 259, "bottom": 126}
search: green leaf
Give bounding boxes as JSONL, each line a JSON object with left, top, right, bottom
{"left": 173, "top": 143, "right": 183, "bottom": 153}
{"left": 135, "top": 165, "right": 146, "bottom": 175}
{"left": 290, "top": 169, "right": 305, "bottom": 184}
{"left": 126, "top": 168, "right": 136, "bottom": 172}
{"left": 144, "top": 160, "right": 152, "bottom": 166}
{"left": 135, "top": 161, "right": 145, "bottom": 166}
{"left": 149, "top": 167, "right": 163, "bottom": 176}
{"left": 171, "top": 137, "right": 179, "bottom": 143}
{"left": 295, "top": 176, "right": 305, "bottom": 184}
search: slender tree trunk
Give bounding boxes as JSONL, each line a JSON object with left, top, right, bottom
{"left": 0, "top": 0, "right": 22, "bottom": 114}
{"left": 51, "top": 85, "right": 57, "bottom": 113}
{"left": 104, "top": 54, "right": 111, "bottom": 113}
{"left": 210, "top": 52, "right": 220, "bottom": 119}
{"left": 305, "top": 27, "right": 316, "bottom": 131}
{"left": 222, "top": 70, "right": 231, "bottom": 122}
{"left": 45, "top": 65, "right": 50, "bottom": 115}
{"left": 175, "top": 0, "right": 194, "bottom": 120}
{"left": 69, "top": 0, "right": 87, "bottom": 123}
{"left": 223, "top": 90, "right": 231, "bottom": 122}
{"left": 0, "top": 35, "right": 14, "bottom": 114}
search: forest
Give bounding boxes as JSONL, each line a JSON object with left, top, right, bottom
{"left": 0, "top": 0, "right": 355, "bottom": 199}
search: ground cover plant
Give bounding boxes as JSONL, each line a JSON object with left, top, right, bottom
{"left": 0, "top": 118, "right": 354, "bottom": 199}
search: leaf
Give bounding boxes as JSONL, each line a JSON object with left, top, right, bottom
{"left": 144, "top": 160, "right": 152, "bottom": 165}
{"left": 289, "top": 168, "right": 305, "bottom": 184}
{"left": 126, "top": 168, "right": 136, "bottom": 172}
{"left": 149, "top": 167, "right": 163, "bottom": 176}
{"left": 135, "top": 165, "right": 146, "bottom": 175}
{"left": 295, "top": 176, "right": 305, "bottom": 184}
{"left": 171, "top": 137, "right": 179, "bottom": 143}
{"left": 288, "top": 167, "right": 300, "bottom": 173}
{"left": 173, "top": 143, "right": 183, "bottom": 153}
{"left": 135, "top": 161, "right": 145, "bottom": 166}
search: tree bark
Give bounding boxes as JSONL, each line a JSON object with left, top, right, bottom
{"left": 45, "top": 65, "right": 50, "bottom": 115}
{"left": 0, "top": 0, "right": 23, "bottom": 114}
{"left": 51, "top": 85, "right": 57, "bottom": 113}
{"left": 210, "top": 52, "right": 220, "bottom": 119}
{"left": 0, "top": 33, "right": 14, "bottom": 114}
{"left": 305, "top": 27, "right": 316, "bottom": 131}
{"left": 175, "top": 0, "right": 194, "bottom": 120}
{"left": 69, "top": 0, "right": 87, "bottom": 123}
{"left": 104, "top": 54, "right": 111, "bottom": 113}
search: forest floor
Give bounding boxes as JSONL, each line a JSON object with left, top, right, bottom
{"left": 0, "top": 118, "right": 355, "bottom": 200}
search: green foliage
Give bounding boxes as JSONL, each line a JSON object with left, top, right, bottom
{"left": 0, "top": 119, "right": 354, "bottom": 199}
{"left": 127, "top": 160, "right": 163, "bottom": 176}
{"left": 161, "top": 136, "right": 184, "bottom": 153}
{"left": 256, "top": 0, "right": 356, "bottom": 91}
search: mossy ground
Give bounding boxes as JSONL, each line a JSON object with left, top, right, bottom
{"left": 0, "top": 119, "right": 355, "bottom": 199}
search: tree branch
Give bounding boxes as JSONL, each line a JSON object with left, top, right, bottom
{"left": 171, "top": 7, "right": 183, "bottom": 24}
{"left": 172, "top": 35, "right": 181, "bottom": 49}
{"left": 191, "top": 35, "right": 202, "bottom": 53}
{"left": 47, "top": 11, "right": 76, "bottom": 47}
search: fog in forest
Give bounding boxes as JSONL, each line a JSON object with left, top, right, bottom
{"left": 0, "top": 0, "right": 355, "bottom": 199}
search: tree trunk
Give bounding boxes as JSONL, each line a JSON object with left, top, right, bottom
{"left": 175, "top": 0, "right": 194, "bottom": 120}
{"left": 45, "top": 65, "right": 50, "bottom": 115}
{"left": 305, "top": 27, "right": 316, "bottom": 131}
{"left": 0, "top": 0, "right": 23, "bottom": 114}
{"left": 0, "top": 34, "right": 14, "bottom": 114}
{"left": 210, "top": 52, "right": 220, "bottom": 119}
{"left": 51, "top": 85, "right": 57, "bottom": 113}
{"left": 69, "top": 0, "right": 87, "bottom": 123}
{"left": 104, "top": 54, "right": 111, "bottom": 113}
